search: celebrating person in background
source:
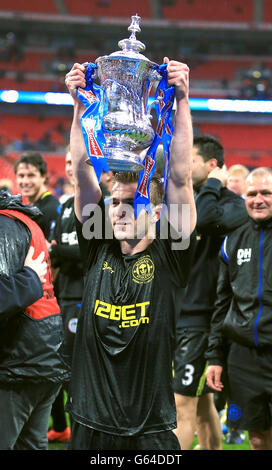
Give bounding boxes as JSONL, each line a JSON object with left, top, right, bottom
{"left": 14, "top": 151, "right": 60, "bottom": 241}
{"left": 206, "top": 167, "right": 272, "bottom": 450}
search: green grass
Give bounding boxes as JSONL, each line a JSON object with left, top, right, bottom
{"left": 191, "top": 432, "right": 251, "bottom": 451}
{"left": 48, "top": 442, "right": 67, "bottom": 450}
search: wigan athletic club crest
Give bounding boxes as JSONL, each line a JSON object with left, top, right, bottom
{"left": 132, "top": 255, "right": 155, "bottom": 284}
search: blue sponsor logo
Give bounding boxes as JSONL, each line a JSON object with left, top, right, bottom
{"left": 227, "top": 404, "right": 242, "bottom": 422}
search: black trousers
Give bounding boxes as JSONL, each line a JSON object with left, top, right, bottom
{"left": 69, "top": 422, "right": 181, "bottom": 451}
{"left": 227, "top": 342, "right": 272, "bottom": 431}
{"left": 0, "top": 382, "right": 61, "bottom": 450}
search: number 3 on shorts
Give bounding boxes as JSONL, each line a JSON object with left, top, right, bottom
{"left": 182, "top": 364, "right": 195, "bottom": 386}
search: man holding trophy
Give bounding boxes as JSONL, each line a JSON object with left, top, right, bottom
{"left": 64, "top": 15, "right": 196, "bottom": 451}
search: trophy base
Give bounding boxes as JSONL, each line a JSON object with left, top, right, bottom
{"left": 104, "top": 148, "right": 144, "bottom": 172}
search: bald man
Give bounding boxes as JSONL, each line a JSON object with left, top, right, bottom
{"left": 206, "top": 167, "right": 272, "bottom": 450}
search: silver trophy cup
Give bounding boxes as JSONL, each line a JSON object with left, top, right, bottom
{"left": 95, "top": 14, "right": 161, "bottom": 171}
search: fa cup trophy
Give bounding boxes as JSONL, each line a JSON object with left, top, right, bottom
{"left": 95, "top": 14, "right": 162, "bottom": 171}
{"left": 77, "top": 14, "right": 175, "bottom": 211}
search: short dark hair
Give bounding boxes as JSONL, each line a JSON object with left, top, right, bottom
{"left": 193, "top": 134, "right": 224, "bottom": 168}
{"left": 14, "top": 151, "right": 47, "bottom": 176}
{"left": 113, "top": 171, "right": 164, "bottom": 207}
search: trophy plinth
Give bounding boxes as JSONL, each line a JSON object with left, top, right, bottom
{"left": 95, "top": 14, "right": 160, "bottom": 171}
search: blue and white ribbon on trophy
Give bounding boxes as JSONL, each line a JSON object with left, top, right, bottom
{"left": 77, "top": 61, "right": 175, "bottom": 216}
{"left": 134, "top": 63, "right": 175, "bottom": 216}
{"left": 76, "top": 62, "right": 109, "bottom": 182}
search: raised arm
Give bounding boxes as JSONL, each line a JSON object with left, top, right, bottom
{"left": 65, "top": 63, "right": 102, "bottom": 222}
{"left": 165, "top": 58, "right": 196, "bottom": 236}
{"left": 196, "top": 171, "right": 248, "bottom": 236}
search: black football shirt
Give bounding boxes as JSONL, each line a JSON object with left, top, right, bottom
{"left": 52, "top": 196, "right": 83, "bottom": 301}
{"left": 67, "top": 203, "right": 195, "bottom": 436}
{"left": 34, "top": 191, "right": 60, "bottom": 240}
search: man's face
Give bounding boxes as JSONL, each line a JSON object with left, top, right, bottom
{"left": 65, "top": 151, "right": 74, "bottom": 185}
{"left": 192, "top": 146, "right": 209, "bottom": 189}
{"left": 15, "top": 163, "right": 46, "bottom": 201}
{"left": 227, "top": 175, "right": 246, "bottom": 196}
{"left": 245, "top": 174, "right": 272, "bottom": 222}
{"left": 108, "top": 182, "right": 150, "bottom": 241}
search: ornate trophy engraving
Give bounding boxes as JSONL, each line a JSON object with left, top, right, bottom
{"left": 94, "top": 14, "right": 161, "bottom": 171}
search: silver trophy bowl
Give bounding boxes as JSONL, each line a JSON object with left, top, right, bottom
{"left": 95, "top": 14, "right": 161, "bottom": 171}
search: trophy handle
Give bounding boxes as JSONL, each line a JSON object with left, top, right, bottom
{"left": 147, "top": 97, "right": 163, "bottom": 115}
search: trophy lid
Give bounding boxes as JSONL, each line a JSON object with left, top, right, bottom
{"left": 109, "top": 14, "right": 150, "bottom": 61}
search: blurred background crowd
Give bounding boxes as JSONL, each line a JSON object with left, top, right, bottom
{"left": 0, "top": 0, "right": 271, "bottom": 199}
